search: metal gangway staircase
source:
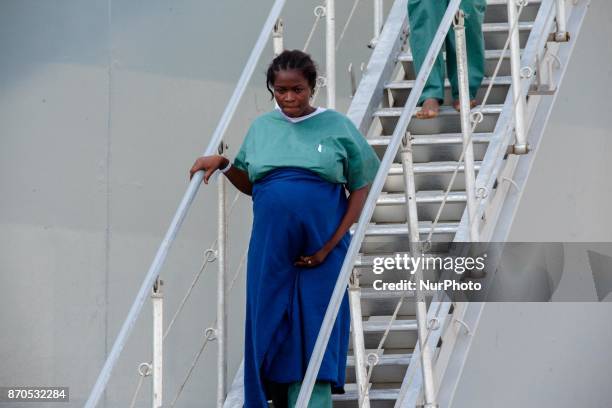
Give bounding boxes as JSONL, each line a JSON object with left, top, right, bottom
{"left": 84, "top": 0, "right": 590, "bottom": 407}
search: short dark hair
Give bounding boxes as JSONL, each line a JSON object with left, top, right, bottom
{"left": 266, "top": 50, "right": 318, "bottom": 99}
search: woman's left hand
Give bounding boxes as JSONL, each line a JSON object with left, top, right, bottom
{"left": 294, "top": 248, "right": 330, "bottom": 268}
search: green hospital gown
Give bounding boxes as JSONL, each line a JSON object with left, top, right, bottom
{"left": 233, "top": 109, "right": 380, "bottom": 192}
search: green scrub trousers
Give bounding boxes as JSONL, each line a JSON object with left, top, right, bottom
{"left": 407, "top": 0, "right": 487, "bottom": 104}
{"left": 287, "top": 382, "right": 331, "bottom": 408}
{"left": 269, "top": 381, "right": 332, "bottom": 408}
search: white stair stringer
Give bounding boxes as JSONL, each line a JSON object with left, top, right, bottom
{"left": 426, "top": 1, "right": 592, "bottom": 408}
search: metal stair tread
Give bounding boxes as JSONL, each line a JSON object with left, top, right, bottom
{"left": 377, "top": 190, "right": 467, "bottom": 205}
{"left": 374, "top": 104, "right": 503, "bottom": 117}
{"left": 369, "top": 132, "right": 492, "bottom": 146}
{"left": 332, "top": 385, "right": 400, "bottom": 401}
{"left": 485, "top": 0, "right": 541, "bottom": 4}
{"left": 481, "top": 20, "right": 534, "bottom": 32}
{"left": 358, "top": 319, "right": 418, "bottom": 332}
{"left": 346, "top": 353, "right": 412, "bottom": 367}
{"left": 398, "top": 48, "right": 522, "bottom": 62}
{"left": 385, "top": 75, "right": 511, "bottom": 89}
{"left": 388, "top": 160, "right": 482, "bottom": 174}
{"left": 353, "top": 221, "right": 460, "bottom": 236}
{"left": 359, "top": 287, "right": 438, "bottom": 299}
{"left": 405, "top": 21, "right": 533, "bottom": 36}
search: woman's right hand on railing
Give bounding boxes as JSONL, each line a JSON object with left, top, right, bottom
{"left": 189, "top": 155, "right": 229, "bottom": 184}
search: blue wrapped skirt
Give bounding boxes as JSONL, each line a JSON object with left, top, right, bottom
{"left": 243, "top": 168, "right": 351, "bottom": 407}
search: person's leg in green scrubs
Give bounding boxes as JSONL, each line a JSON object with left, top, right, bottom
{"left": 445, "top": 0, "right": 487, "bottom": 111}
{"left": 407, "top": 0, "right": 487, "bottom": 119}
{"left": 408, "top": 0, "right": 447, "bottom": 119}
{"left": 286, "top": 381, "right": 332, "bottom": 408}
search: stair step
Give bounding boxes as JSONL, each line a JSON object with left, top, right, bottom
{"left": 358, "top": 221, "right": 459, "bottom": 236}
{"left": 399, "top": 48, "right": 519, "bottom": 63}
{"left": 486, "top": 0, "right": 541, "bottom": 5}
{"left": 390, "top": 160, "right": 483, "bottom": 173}
{"left": 346, "top": 353, "right": 412, "bottom": 368}
{"left": 363, "top": 318, "right": 418, "bottom": 332}
{"left": 399, "top": 49, "right": 523, "bottom": 79}
{"left": 386, "top": 76, "right": 511, "bottom": 90}
{"left": 345, "top": 353, "right": 412, "bottom": 384}
{"left": 373, "top": 191, "right": 466, "bottom": 223}
{"left": 378, "top": 190, "right": 466, "bottom": 204}
{"left": 386, "top": 76, "right": 512, "bottom": 105}
{"left": 484, "top": 0, "right": 541, "bottom": 23}
{"left": 404, "top": 20, "right": 534, "bottom": 34}
{"left": 383, "top": 161, "right": 482, "bottom": 192}
{"left": 374, "top": 105, "right": 503, "bottom": 120}
{"left": 481, "top": 21, "right": 534, "bottom": 32}
{"left": 356, "top": 222, "right": 458, "bottom": 254}
{"left": 369, "top": 132, "right": 491, "bottom": 163}
{"left": 349, "top": 318, "right": 419, "bottom": 350}
{"left": 359, "top": 287, "right": 437, "bottom": 316}
{"left": 481, "top": 21, "right": 533, "bottom": 49}
{"left": 333, "top": 384, "right": 400, "bottom": 408}
{"left": 369, "top": 132, "right": 492, "bottom": 146}
{"left": 405, "top": 21, "right": 534, "bottom": 54}
{"left": 373, "top": 105, "right": 503, "bottom": 135}
{"left": 374, "top": 104, "right": 503, "bottom": 118}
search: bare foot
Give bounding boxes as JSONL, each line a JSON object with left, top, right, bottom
{"left": 453, "top": 99, "right": 478, "bottom": 112}
{"left": 416, "top": 98, "right": 440, "bottom": 119}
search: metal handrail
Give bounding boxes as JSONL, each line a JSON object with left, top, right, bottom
{"left": 294, "top": 0, "right": 463, "bottom": 406}
{"left": 83, "top": 1, "right": 287, "bottom": 406}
